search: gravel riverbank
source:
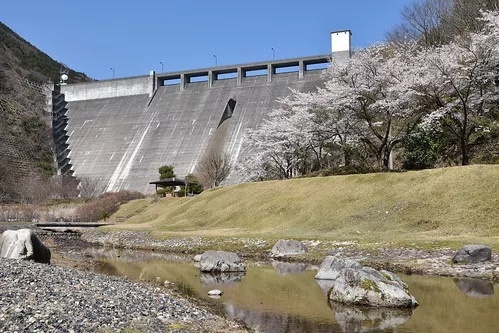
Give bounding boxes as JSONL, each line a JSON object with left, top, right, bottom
{"left": 0, "top": 259, "right": 247, "bottom": 332}
{"left": 1, "top": 224, "right": 498, "bottom": 332}
{"left": 80, "top": 229, "right": 499, "bottom": 281}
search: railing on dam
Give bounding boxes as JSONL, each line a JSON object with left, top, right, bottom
{"left": 156, "top": 54, "right": 331, "bottom": 90}
{"left": 59, "top": 54, "right": 338, "bottom": 102}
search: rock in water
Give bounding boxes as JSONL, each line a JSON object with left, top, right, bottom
{"left": 315, "top": 256, "right": 362, "bottom": 280}
{"left": 198, "top": 251, "right": 246, "bottom": 272}
{"left": 208, "top": 289, "right": 223, "bottom": 296}
{"left": 315, "top": 256, "right": 418, "bottom": 308}
{"left": 0, "top": 229, "right": 51, "bottom": 264}
{"left": 452, "top": 245, "right": 492, "bottom": 264}
{"left": 270, "top": 239, "right": 308, "bottom": 258}
{"left": 329, "top": 267, "right": 418, "bottom": 308}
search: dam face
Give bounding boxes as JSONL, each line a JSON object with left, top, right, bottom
{"left": 55, "top": 55, "right": 331, "bottom": 193}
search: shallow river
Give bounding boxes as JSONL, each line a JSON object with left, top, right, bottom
{"left": 83, "top": 248, "right": 498, "bottom": 333}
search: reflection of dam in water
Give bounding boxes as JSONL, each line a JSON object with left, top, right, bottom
{"left": 53, "top": 32, "right": 352, "bottom": 193}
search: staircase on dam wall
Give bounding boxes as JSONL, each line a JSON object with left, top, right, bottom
{"left": 51, "top": 89, "right": 74, "bottom": 177}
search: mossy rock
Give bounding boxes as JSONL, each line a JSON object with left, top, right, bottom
{"left": 361, "top": 278, "right": 381, "bottom": 293}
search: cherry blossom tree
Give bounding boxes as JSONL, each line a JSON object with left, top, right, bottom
{"left": 322, "top": 44, "right": 427, "bottom": 170}
{"left": 241, "top": 101, "right": 314, "bottom": 180}
{"left": 283, "top": 89, "right": 360, "bottom": 169}
{"left": 240, "top": 10, "right": 499, "bottom": 179}
{"left": 418, "top": 10, "right": 499, "bottom": 165}
{"left": 241, "top": 44, "right": 427, "bottom": 175}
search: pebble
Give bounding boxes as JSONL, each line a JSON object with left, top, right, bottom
{"left": 0, "top": 259, "right": 238, "bottom": 332}
{"left": 81, "top": 230, "right": 270, "bottom": 252}
{"left": 208, "top": 289, "right": 223, "bottom": 296}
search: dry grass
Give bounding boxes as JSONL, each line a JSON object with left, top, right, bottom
{"left": 107, "top": 165, "right": 499, "bottom": 249}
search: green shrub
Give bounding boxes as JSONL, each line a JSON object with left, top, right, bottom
{"left": 402, "top": 128, "right": 443, "bottom": 170}
{"left": 156, "top": 188, "right": 168, "bottom": 197}
{"left": 185, "top": 173, "right": 203, "bottom": 194}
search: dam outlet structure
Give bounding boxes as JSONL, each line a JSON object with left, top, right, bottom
{"left": 53, "top": 31, "right": 352, "bottom": 193}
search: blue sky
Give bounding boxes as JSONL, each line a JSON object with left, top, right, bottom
{"left": 1, "top": 0, "right": 414, "bottom": 80}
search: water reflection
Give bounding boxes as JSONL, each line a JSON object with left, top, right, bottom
{"left": 271, "top": 260, "right": 308, "bottom": 275}
{"left": 454, "top": 278, "right": 495, "bottom": 297}
{"left": 83, "top": 246, "right": 189, "bottom": 262}
{"left": 200, "top": 272, "right": 245, "bottom": 285}
{"left": 225, "top": 303, "right": 340, "bottom": 333}
{"left": 315, "top": 279, "right": 335, "bottom": 294}
{"left": 331, "top": 303, "right": 413, "bottom": 333}
{"left": 90, "top": 249, "right": 499, "bottom": 333}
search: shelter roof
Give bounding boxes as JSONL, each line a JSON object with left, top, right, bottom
{"left": 149, "top": 177, "right": 186, "bottom": 187}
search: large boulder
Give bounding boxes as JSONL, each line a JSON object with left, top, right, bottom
{"left": 315, "top": 256, "right": 417, "bottom": 308}
{"left": 329, "top": 267, "right": 418, "bottom": 308}
{"left": 0, "top": 229, "right": 51, "bottom": 264}
{"left": 198, "top": 250, "right": 246, "bottom": 272}
{"left": 315, "top": 256, "right": 362, "bottom": 280}
{"left": 452, "top": 244, "right": 492, "bottom": 264}
{"left": 270, "top": 239, "right": 307, "bottom": 258}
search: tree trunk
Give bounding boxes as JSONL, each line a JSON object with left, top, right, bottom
{"left": 381, "top": 147, "right": 392, "bottom": 172}
{"left": 461, "top": 147, "right": 470, "bottom": 165}
{"left": 460, "top": 137, "right": 470, "bottom": 165}
{"left": 343, "top": 146, "right": 352, "bottom": 167}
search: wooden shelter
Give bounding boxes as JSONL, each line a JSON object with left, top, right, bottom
{"left": 149, "top": 177, "right": 187, "bottom": 196}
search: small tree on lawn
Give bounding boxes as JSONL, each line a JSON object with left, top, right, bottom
{"left": 158, "top": 165, "right": 176, "bottom": 179}
{"left": 157, "top": 165, "right": 176, "bottom": 196}
{"left": 197, "top": 150, "right": 232, "bottom": 188}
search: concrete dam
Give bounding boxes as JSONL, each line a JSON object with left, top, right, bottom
{"left": 53, "top": 32, "right": 351, "bottom": 193}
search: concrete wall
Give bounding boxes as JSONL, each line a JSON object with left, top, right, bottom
{"left": 61, "top": 75, "right": 153, "bottom": 102}
{"left": 61, "top": 58, "right": 329, "bottom": 193}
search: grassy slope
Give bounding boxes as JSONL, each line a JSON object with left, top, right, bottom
{"left": 108, "top": 165, "right": 499, "bottom": 248}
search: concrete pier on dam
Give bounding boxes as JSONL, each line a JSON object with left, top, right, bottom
{"left": 56, "top": 55, "right": 332, "bottom": 193}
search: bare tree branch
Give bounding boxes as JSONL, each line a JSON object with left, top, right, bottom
{"left": 197, "top": 150, "right": 232, "bottom": 189}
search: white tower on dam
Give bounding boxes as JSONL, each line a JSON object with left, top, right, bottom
{"left": 55, "top": 32, "right": 352, "bottom": 193}
{"left": 331, "top": 30, "right": 352, "bottom": 62}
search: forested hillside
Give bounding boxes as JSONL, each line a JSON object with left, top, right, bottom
{"left": 0, "top": 21, "right": 91, "bottom": 203}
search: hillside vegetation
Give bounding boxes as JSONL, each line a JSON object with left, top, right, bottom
{"left": 0, "top": 21, "right": 91, "bottom": 202}
{"left": 0, "top": 22, "right": 90, "bottom": 84}
{"left": 108, "top": 165, "right": 499, "bottom": 248}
